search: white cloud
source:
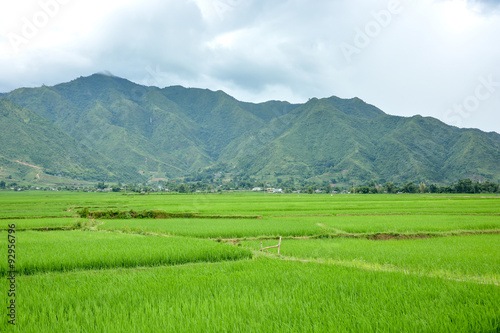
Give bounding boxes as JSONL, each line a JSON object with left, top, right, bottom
{"left": 0, "top": 0, "right": 499, "bottom": 133}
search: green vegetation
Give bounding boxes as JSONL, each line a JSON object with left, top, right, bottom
{"left": 1, "top": 191, "right": 498, "bottom": 218}
{"left": 353, "top": 179, "right": 499, "bottom": 194}
{"left": 0, "top": 192, "right": 498, "bottom": 331}
{"left": 0, "top": 218, "right": 78, "bottom": 230}
{"left": 243, "top": 234, "right": 500, "bottom": 284}
{"left": 2, "top": 258, "right": 499, "bottom": 332}
{"left": 0, "top": 230, "right": 251, "bottom": 276}
{"left": 77, "top": 207, "right": 259, "bottom": 219}
{"left": 0, "top": 98, "right": 139, "bottom": 183}
{"left": 2, "top": 73, "right": 500, "bottom": 185}
{"left": 94, "top": 214, "right": 500, "bottom": 239}
{"left": 1, "top": 73, "right": 499, "bottom": 331}
{"left": 313, "top": 214, "right": 500, "bottom": 234}
{"left": 97, "top": 217, "right": 324, "bottom": 238}
{"left": 77, "top": 208, "right": 200, "bottom": 219}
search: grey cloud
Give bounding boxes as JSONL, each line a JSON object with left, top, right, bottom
{"left": 0, "top": 0, "right": 499, "bottom": 133}
{"left": 466, "top": 0, "right": 500, "bottom": 13}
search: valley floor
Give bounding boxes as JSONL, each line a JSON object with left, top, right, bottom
{"left": 0, "top": 192, "right": 499, "bottom": 332}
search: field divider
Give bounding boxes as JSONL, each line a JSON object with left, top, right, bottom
{"left": 276, "top": 256, "right": 500, "bottom": 286}
{"left": 0, "top": 216, "right": 72, "bottom": 220}
{"left": 245, "top": 250, "right": 500, "bottom": 286}
{"left": 77, "top": 208, "right": 262, "bottom": 220}
{"left": 20, "top": 226, "right": 71, "bottom": 231}
{"left": 220, "top": 229, "right": 500, "bottom": 244}
{"left": 334, "top": 213, "right": 500, "bottom": 217}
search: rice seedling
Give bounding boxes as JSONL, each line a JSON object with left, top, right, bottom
{"left": 93, "top": 214, "right": 500, "bottom": 239}
{"left": 243, "top": 234, "right": 500, "bottom": 283}
{"left": 97, "top": 217, "right": 324, "bottom": 238}
{"left": 1, "top": 191, "right": 498, "bottom": 219}
{"left": 308, "top": 214, "right": 500, "bottom": 234}
{"left": 0, "top": 218, "right": 78, "bottom": 230}
{"left": 2, "top": 258, "right": 498, "bottom": 332}
{"left": 0, "top": 230, "right": 252, "bottom": 275}
{"left": 0, "top": 191, "right": 498, "bottom": 331}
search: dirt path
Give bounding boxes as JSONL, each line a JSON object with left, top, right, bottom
{"left": 15, "top": 160, "right": 43, "bottom": 171}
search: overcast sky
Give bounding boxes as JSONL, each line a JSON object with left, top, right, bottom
{"left": 1, "top": 0, "right": 499, "bottom": 133}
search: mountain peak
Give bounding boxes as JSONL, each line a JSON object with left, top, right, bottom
{"left": 323, "top": 95, "right": 385, "bottom": 119}
{"left": 94, "top": 71, "right": 120, "bottom": 78}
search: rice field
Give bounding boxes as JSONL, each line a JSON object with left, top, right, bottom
{"left": 1, "top": 191, "right": 498, "bottom": 218}
{"left": 0, "top": 218, "right": 79, "bottom": 230}
{"left": 316, "top": 214, "right": 500, "bottom": 233}
{"left": 95, "top": 214, "right": 500, "bottom": 239}
{"left": 2, "top": 258, "right": 499, "bottom": 332}
{"left": 244, "top": 234, "right": 500, "bottom": 284}
{"left": 0, "top": 230, "right": 251, "bottom": 276}
{"left": 97, "top": 217, "right": 325, "bottom": 238}
{"left": 1, "top": 191, "right": 499, "bottom": 332}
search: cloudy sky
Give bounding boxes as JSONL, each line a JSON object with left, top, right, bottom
{"left": 1, "top": 0, "right": 499, "bottom": 133}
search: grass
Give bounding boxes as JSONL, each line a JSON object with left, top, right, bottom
{"left": 244, "top": 234, "right": 500, "bottom": 284}
{"left": 314, "top": 214, "right": 500, "bottom": 234}
{"left": 0, "top": 230, "right": 252, "bottom": 275}
{"left": 97, "top": 217, "right": 325, "bottom": 238}
{"left": 0, "top": 192, "right": 499, "bottom": 331}
{"left": 0, "top": 218, "right": 79, "bottom": 230}
{"left": 94, "top": 214, "right": 500, "bottom": 239}
{"left": 1, "top": 258, "right": 498, "bottom": 332}
{"left": 1, "top": 214, "right": 497, "bottom": 236}
{"left": 1, "top": 191, "right": 499, "bottom": 219}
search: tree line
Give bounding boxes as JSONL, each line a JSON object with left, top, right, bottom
{"left": 1, "top": 178, "right": 498, "bottom": 194}
{"left": 352, "top": 179, "right": 499, "bottom": 194}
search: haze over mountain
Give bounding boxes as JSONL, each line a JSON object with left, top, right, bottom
{"left": 1, "top": 74, "right": 499, "bottom": 185}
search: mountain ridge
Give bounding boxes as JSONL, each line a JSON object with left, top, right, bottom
{"left": 1, "top": 73, "right": 499, "bottom": 185}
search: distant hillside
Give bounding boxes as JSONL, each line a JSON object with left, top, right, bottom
{"left": 210, "top": 98, "right": 500, "bottom": 183}
{"left": 0, "top": 98, "right": 141, "bottom": 183}
{"left": 2, "top": 74, "right": 499, "bottom": 184}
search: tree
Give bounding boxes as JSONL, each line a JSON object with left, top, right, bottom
{"left": 455, "top": 179, "right": 473, "bottom": 193}
{"left": 403, "top": 182, "right": 418, "bottom": 193}
{"left": 0, "top": 181, "right": 5, "bottom": 189}
{"left": 357, "top": 186, "right": 370, "bottom": 194}
{"left": 384, "top": 182, "right": 395, "bottom": 194}
{"left": 96, "top": 182, "right": 106, "bottom": 190}
{"left": 178, "top": 184, "right": 188, "bottom": 193}
{"left": 307, "top": 187, "right": 314, "bottom": 194}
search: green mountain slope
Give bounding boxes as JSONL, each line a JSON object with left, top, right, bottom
{"left": 0, "top": 98, "right": 141, "bottom": 182}
{"left": 228, "top": 98, "right": 383, "bottom": 181}
{"left": 3, "top": 74, "right": 500, "bottom": 184}
{"left": 222, "top": 99, "right": 500, "bottom": 183}
{"left": 7, "top": 76, "right": 210, "bottom": 177}
{"left": 7, "top": 74, "right": 281, "bottom": 177}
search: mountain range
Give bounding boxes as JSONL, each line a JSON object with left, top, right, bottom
{"left": 1, "top": 73, "right": 499, "bottom": 185}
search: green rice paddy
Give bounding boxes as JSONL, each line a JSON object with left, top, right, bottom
{"left": 1, "top": 191, "right": 499, "bottom": 332}
{"left": 3, "top": 258, "right": 499, "bottom": 332}
{"left": 244, "top": 234, "right": 500, "bottom": 284}
{"left": 0, "top": 230, "right": 251, "bottom": 276}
